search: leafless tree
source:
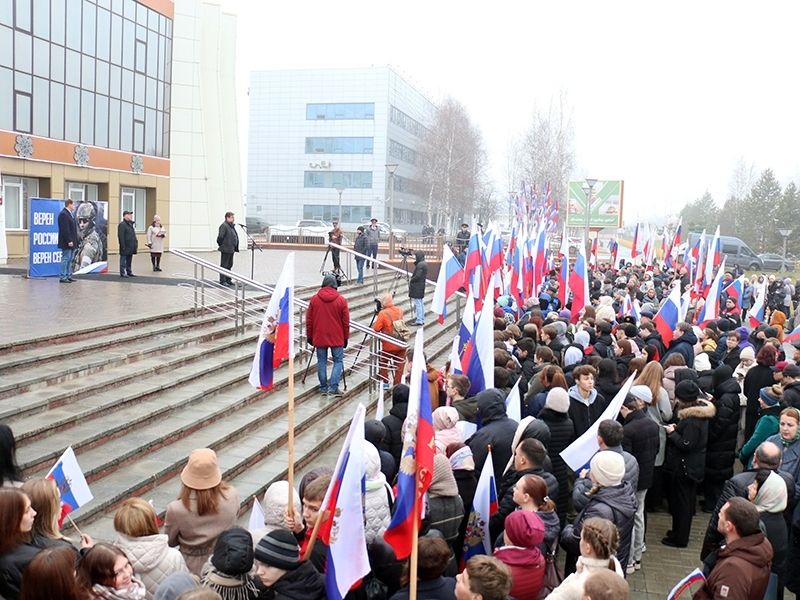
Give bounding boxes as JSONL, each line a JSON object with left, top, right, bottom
{"left": 729, "top": 158, "right": 757, "bottom": 201}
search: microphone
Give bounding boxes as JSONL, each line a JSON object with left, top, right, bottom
{"left": 237, "top": 223, "right": 247, "bottom": 228}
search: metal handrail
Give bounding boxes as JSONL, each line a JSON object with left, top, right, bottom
{"left": 169, "top": 248, "right": 407, "bottom": 348}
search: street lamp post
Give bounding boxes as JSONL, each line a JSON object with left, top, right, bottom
{"left": 334, "top": 185, "right": 345, "bottom": 224}
{"left": 778, "top": 228, "right": 793, "bottom": 268}
{"left": 583, "top": 178, "right": 597, "bottom": 256}
{"left": 386, "top": 163, "right": 399, "bottom": 233}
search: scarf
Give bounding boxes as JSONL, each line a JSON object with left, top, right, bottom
{"left": 201, "top": 568, "right": 259, "bottom": 600}
{"left": 754, "top": 471, "right": 788, "bottom": 513}
{"left": 91, "top": 578, "right": 146, "bottom": 600}
{"left": 449, "top": 446, "right": 475, "bottom": 471}
{"left": 780, "top": 432, "right": 800, "bottom": 447}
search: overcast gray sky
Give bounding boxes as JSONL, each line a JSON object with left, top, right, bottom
{"left": 227, "top": 0, "right": 800, "bottom": 225}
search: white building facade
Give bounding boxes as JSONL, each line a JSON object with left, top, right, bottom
{"left": 247, "top": 66, "right": 434, "bottom": 229}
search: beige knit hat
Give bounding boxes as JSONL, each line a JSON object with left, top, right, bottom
{"left": 181, "top": 448, "right": 222, "bottom": 490}
{"left": 589, "top": 451, "right": 625, "bottom": 487}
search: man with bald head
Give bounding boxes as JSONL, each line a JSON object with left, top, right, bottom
{"left": 700, "top": 440, "right": 794, "bottom": 560}
{"left": 373, "top": 292, "right": 406, "bottom": 387}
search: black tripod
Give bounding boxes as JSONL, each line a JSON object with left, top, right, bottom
{"left": 390, "top": 253, "right": 411, "bottom": 295}
{"left": 320, "top": 244, "right": 349, "bottom": 286}
{"left": 301, "top": 342, "right": 348, "bottom": 391}
{"left": 238, "top": 224, "right": 263, "bottom": 280}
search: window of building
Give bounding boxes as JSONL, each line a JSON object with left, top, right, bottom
{"left": 120, "top": 186, "right": 146, "bottom": 231}
{"left": 66, "top": 181, "right": 98, "bottom": 205}
{"left": 303, "top": 171, "right": 373, "bottom": 189}
{"left": 303, "top": 204, "right": 372, "bottom": 223}
{"left": 305, "top": 102, "right": 374, "bottom": 120}
{"left": 388, "top": 139, "right": 418, "bottom": 165}
{"left": 304, "top": 137, "right": 374, "bottom": 154}
{"left": 2, "top": 175, "right": 40, "bottom": 230}
{"left": 389, "top": 105, "right": 429, "bottom": 139}
{"left": 14, "top": 90, "right": 31, "bottom": 132}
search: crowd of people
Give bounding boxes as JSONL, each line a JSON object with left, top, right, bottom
{"left": 2, "top": 259, "right": 800, "bottom": 600}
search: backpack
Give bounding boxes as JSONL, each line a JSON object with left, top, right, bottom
{"left": 391, "top": 319, "right": 411, "bottom": 342}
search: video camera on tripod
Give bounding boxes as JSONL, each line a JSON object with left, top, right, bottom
{"left": 398, "top": 247, "right": 414, "bottom": 257}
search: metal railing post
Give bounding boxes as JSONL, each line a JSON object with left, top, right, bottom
{"left": 193, "top": 263, "right": 198, "bottom": 317}
{"left": 200, "top": 266, "right": 206, "bottom": 316}
{"left": 373, "top": 258, "right": 379, "bottom": 297}
{"left": 370, "top": 336, "right": 379, "bottom": 401}
{"left": 298, "top": 306, "right": 305, "bottom": 346}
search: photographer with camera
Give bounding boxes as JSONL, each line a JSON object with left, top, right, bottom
{"left": 373, "top": 293, "right": 406, "bottom": 388}
{"left": 366, "top": 218, "right": 380, "bottom": 267}
{"left": 409, "top": 250, "right": 428, "bottom": 326}
{"left": 328, "top": 222, "right": 343, "bottom": 271}
{"left": 306, "top": 274, "right": 350, "bottom": 397}
{"left": 354, "top": 226, "right": 368, "bottom": 284}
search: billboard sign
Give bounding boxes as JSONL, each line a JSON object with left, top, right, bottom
{"left": 28, "top": 198, "right": 63, "bottom": 277}
{"left": 566, "top": 180, "right": 624, "bottom": 229}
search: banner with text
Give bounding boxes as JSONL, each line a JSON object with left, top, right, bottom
{"left": 28, "top": 198, "right": 63, "bottom": 278}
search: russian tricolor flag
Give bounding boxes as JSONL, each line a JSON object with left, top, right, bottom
{"left": 704, "top": 226, "right": 721, "bottom": 287}
{"left": 568, "top": 237, "right": 589, "bottom": 323}
{"left": 430, "top": 244, "right": 463, "bottom": 324}
{"left": 619, "top": 293, "right": 640, "bottom": 324}
{"left": 249, "top": 253, "right": 294, "bottom": 390}
{"left": 749, "top": 283, "right": 767, "bottom": 329}
{"left": 609, "top": 239, "right": 619, "bottom": 267}
{"left": 722, "top": 275, "right": 745, "bottom": 311}
{"left": 631, "top": 223, "right": 640, "bottom": 259}
{"left": 383, "top": 331, "right": 434, "bottom": 559}
{"left": 696, "top": 258, "right": 726, "bottom": 326}
{"left": 462, "top": 447, "right": 498, "bottom": 560}
{"left": 785, "top": 325, "right": 800, "bottom": 343}
{"left": 653, "top": 284, "right": 683, "bottom": 347}
{"left": 557, "top": 225, "right": 570, "bottom": 308}
{"left": 465, "top": 285, "right": 496, "bottom": 397}
{"left": 46, "top": 446, "right": 93, "bottom": 527}
{"left": 319, "top": 404, "right": 370, "bottom": 599}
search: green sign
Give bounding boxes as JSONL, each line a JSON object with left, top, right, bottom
{"left": 566, "top": 180, "right": 624, "bottom": 228}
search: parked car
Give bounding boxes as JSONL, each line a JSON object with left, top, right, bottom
{"left": 758, "top": 253, "right": 795, "bottom": 271}
{"left": 687, "top": 234, "right": 763, "bottom": 271}
{"left": 245, "top": 216, "right": 271, "bottom": 233}
{"left": 296, "top": 219, "right": 332, "bottom": 228}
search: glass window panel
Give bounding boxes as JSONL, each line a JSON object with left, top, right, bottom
{"left": 15, "top": 0, "right": 31, "bottom": 32}
{"left": 0, "top": 0, "right": 10, "bottom": 26}
{"left": 4, "top": 181, "right": 21, "bottom": 229}
{"left": 108, "top": 97, "right": 120, "bottom": 148}
{"left": 157, "top": 32, "right": 164, "bottom": 80}
{"left": 32, "top": 76, "right": 47, "bottom": 136}
{"left": 134, "top": 71, "right": 144, "bottom": 105}
{"left": 147, "top": 29, "right": 157, "bottom": 74}
{"left": 148, "top": 8, "right": 158, "bottom": 30}
{"left": 161, "top": 111, "right": 168, "bottom": 155}
{"left": 0, "top": 25, "right": 11, "bottom": 67}
{"left": 158, "top": 14, "right": 165, "bottom": 34}
{"left": 96, "top": 60, "right": 109, "bottom": 95}
{"left": 96, "top": 7, "right": 110, "bottom": 62}
{"left": 155, "top": 108, "right": 162, "bottom": 155}
{"left": 136, "top": 2, "right": 146, "bottom": 25}
{"left": 162, "top": 38, "right": 170, "bottom": 83}
{"left": 111, "top": 0, "right": 122, "bottom": 15}
{"left": 156, "top": 79, "right": 163, "bottom": 110}
{"left": 50, "top": 0, "right": 64, "bottom": 45}
{"left": 145, "top": 75, "right": 155, "bottom": 108}
{"left": 121, "top": 67, "right": 133, "bottom": 100}
{"left": 49, "top": 81, "right": 63, "bottom": 139}
{"left": 65, "top": 48, "right": 80, "bottom": 86}
{"left": 120, "top": 101, "right": 132, "bottom": 149}
{"left": 64, "top": 85, "right": 80, "bottom": 141}
{"left": 15, "top": 71, "right": 31, "bottom": 93}
{"left": 82, "top": 3, "right": 95, "bottom": 54}
{"left": 135, "top": 23, "right": 146, "bottom": 42}
{"left": 97, "top": 0, "right": 109, "bottom": 9}
{"left": 15, "top": 91, "right": 31, "bottom": 132}
{"left": 14, "top": 31, "right": 32, "bottom": 73}
{"left": 95, "top": 94, "right": 108, "bottom": 147}
{"left": 0, "top": 67, "right": 12, "bottom": 129}
{"left": 65, "top": 0, "right": 80, "bottom": 49}
{"left": 133, "top": 119, "right": 143, "bottom": 153}
{"left": 145, "top": 107, "right": 155, "bottom": 154}
{"left": 123, "top": 0, "right": 136, "bottom": 20}
{"left": 109, "top": 63, "right": 120, "bottom": 96}
{"left": 50, "top": 44, "right": 64, "bottom": 82}
{"left": 133, "top": 103, "right": 143, "bottom": 120}
{"left": 134, "top": 38, "right": 145, "bottom": 73}
{"left": 110, "top": 13, "right": 122, "bottom": 64}
{"left": 122, "top": 17, "right": 134, "bottom": 69}
{"left": 32, "top": 37, "right": 48, "bottom": 77}
{"left": 32, "top": 0, "right": 48, "bottom": 39}
{"left": 80, "top": 90, "right": 94, "bottom": 144}
{"left": 165, "top": 18, "right": 170, "bottom": 38}
{"left": 81, "top": 55, "right": 95, "bottom": 90}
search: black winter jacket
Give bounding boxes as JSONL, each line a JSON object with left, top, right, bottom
{"left": 704, "top": 376, "right": 741, "bottom": 483}
{"left": 57, "top": 207, "right": 78, "bottom": 249}
{"left": 567, "top": 387, "right": 608, "bottom": 438}
{"left": 743, "top": 364, "right": 777, "bottom": 440}
{"left": 117, "top": 219, "right": 138, "bottom": 255}
{"left": 537, "top": 408, "right": 575, "bottom": 523}
{"left": 560, "top": 482, "right": 638, "bottom": 573}
{"left": 783, "top": 381, "right": 800, "bottom": 411}
{"left": 490, "top": 467, "right": 559, "bottom": 543}
{"left": 382, "top": 396, "right": 409, "bottom": 465}
{"left": 644, "top": 332, "right": 668, "bottom": 361}
{"left": 468, "top": 389, "right": 519, "bottom": 485}
{"left": 720, "top": 346, "right": 741, "bottom": 370}
{"left": 622, "top": 409, "right": 660, "bottom": 490}
{"left": 408, "top": 252, "right": 427, "bottom": 299}
{"left": 665, "top": 400, "right": 715, "bottom": 483}
{"left": 661, "top": 330, "right": 699, "bottom": 368}
{"left": 216, "top": 221, "right": 239, "bottom": 253}
{"left": 266, "top": 560, "right": 326, "bottom": 600}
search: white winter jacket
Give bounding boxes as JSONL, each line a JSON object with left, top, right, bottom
{"left": 364, "top": 442, "right": 393, "bottom": 543}
{"left": 115, "top": 533, "right": 189, "bottom": 600}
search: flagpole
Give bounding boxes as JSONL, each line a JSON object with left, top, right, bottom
{"left": 409, "top": 486, "right": 420, "bottom": 600}
{"left": 303, "top": 505, "right": 326, "bottom": 561}
{"left": 287, "top": 351, "right": 296, "bottom": 519}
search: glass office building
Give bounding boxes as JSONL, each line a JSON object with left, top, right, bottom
{"left": 247, "top": 66, "right": 435, "bottom": 228}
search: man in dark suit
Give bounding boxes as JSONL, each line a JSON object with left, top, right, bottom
{"left": 117, "top": 210, "right": 138, "bottom": 277}
{"left": 216, "top": 211, "right": 239, "bottom": 286}
{"left": 57, "top": 199, "right": 78, "bottom": 283}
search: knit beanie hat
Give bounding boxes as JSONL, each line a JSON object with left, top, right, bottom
{"left": 759, "top": 386, "right": 782, "bottom": 407}
{"left": 322, "top": 274, "right": 338, "bottom": 289}
{"left": 254, "top": 529, "right": 301, "bottom": 570}
{"left": 211, "top": 528, "right": 254, "bottom": 575}
{"left": 574, "top": 330, "right": 590, "bottom": 349}
{"left": 629, "top": 385, "right": 653, "bottom": 404}
{"left": 544, "top": 387, "right": 570, "bottom": 413}
{"left": 694, "top": 353, "right": 711, "bottom": 372}
{"left": 739, "top": 346, "right": 756, "bottom": 361}
{"left": 153, "top": 573, "right": 198, "bottom": 600}
{"left": 675, "top": 380, "right": 701, "bottom": 402}
{"left": 589, "top": 451, "right": 625, "bottom": 487}
{"left": 429, "top": 453, "right": 458, "bottom": 497}
{"left": 432, "top": 406, "right": 459, "bottom": 431}
{"left": 503, "top": 509, "right": 545, "bottom": 548}
{"left": 564, "top": 346, "right": 583, "bottom": 368}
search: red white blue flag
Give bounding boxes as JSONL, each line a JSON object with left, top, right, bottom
{"left": 430, "top": 244, "right": 463, "bottom": 324}
{"left": 465, "top": 285, "right": 496, "bottom": 396}
{"left": 653, "top": 284, "right": 683, "bottom": 347}
{"left": 722, "top": 275, "right": 745, "bottom": 311}
{"left": 696, "top": 258, "right": 726, "bottom": 326}
{"left": 568, "top": 236, "right": 590, "bottom": 323}
{"left": 46, "top": 446, "right": 93, "bottom": 527}
{"left": 557, "top": 225, "right": 570, "bottom": 308}
{"left": 785, "top": 325, "right": 800, "bottom": 343}
{"left": 249, "top": 253, "right": 294, "bottom": 390}
{"left": 462, "top": 447, "right": 498, "bottom": 560}
{"left": 383, "top": 331, "right": 435, "bottom": 559}
{"left": 749, "top": 283, "right": 767, "bottom": 329}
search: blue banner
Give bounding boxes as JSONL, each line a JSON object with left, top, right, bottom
{"left": 28, "top": 198, "right": 64, "bottom": 278}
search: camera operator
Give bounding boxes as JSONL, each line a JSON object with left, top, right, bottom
{"left": 409, "top": 250, "right": 428, "bottom": 326}
{"left": 328, "top": 222, "right": 343, "bottom": 271}
{"left": 366, "top": 218, "right": 380, "bottom": 267}
{"left": 354, "top": 226, "right": 368, "bottom": 284}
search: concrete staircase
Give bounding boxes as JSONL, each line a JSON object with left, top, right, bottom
{"left": 0, "top": 271, "right": 462, "bottom": 542}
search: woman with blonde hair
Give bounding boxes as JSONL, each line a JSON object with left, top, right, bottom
{"left": 164, "top": 449, "right": 239, "bottom": 575}
{"left": 115, "top": 498, "right": 188, "bottom": 599}
{"left": 20, "top": 479, "right": 72, "bottom": 546}
{"left": 146, "top": 215, "right": 166, "bottom": 272}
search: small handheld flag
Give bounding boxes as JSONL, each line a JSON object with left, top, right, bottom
{"left": 248, "top": 495, "right": 266, "bottom": 531}
{"left": 46, "top": 446, "right": 93, "bottom": 527}
{"left": 462, "top": 447, "right": 498, "bottom": 560}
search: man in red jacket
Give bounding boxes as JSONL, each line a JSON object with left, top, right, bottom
{"left": 306, "top": 274, "right": 350, "bottom": 396}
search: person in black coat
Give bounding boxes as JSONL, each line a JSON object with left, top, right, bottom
{"left": 594, "top": 358, "right": 622, "bottom": 402}
{"left": 57, "top": 199, "right": 78, "bottom": 283}
{"left": 446, "top": 444, "right": 477, "bottom": 563}
{"left": 381, "top": 385, "right": 409, "bottom": 466}
{"left": 365, "top": 419, "right": 397, "bottom": 484}
{"left": 662, "top": 380, "right": 716, "bottom": 548}
{"left": 702, "top": 365, "right": 741, "bottom": 512}
{"left": 782, "top": 364, "right": 800, "bottom": 409}
{"left": 117, "top": 210, "right": 138, "bottom": 277}
{"left": 743, "top": 345, "right": 778, "bottom": 441}
{"left": 661, "top": 323, "right": 699, "bottom": 368}
{"left": 719, "top": 330, "right": 742, "bottom": 370}
{"left": 216, "top": 211, "right": 239, "bottom": 286}
{"left": 409, "top": 251, "right": 428, "bottom": 325}
{"left": 467, "top": 389, "right": 518, "bottom": 485}
{"left": 536, "top": 388, "right": 575, "bottom": 525}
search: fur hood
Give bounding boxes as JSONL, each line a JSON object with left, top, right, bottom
{"left": 677, "top": 399, "right": 716, "bottom": 421}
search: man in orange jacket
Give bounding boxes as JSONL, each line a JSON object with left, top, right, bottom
{"left": 373, "top": 293, "right": 405, "bottom": 387}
